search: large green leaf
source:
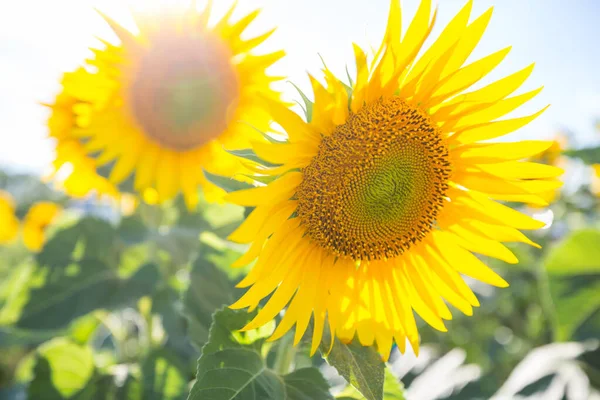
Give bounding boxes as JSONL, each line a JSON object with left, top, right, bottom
{"left": 548, "top": 274, "right": 600, "bottom": 340}
{"left": 188, "top": 308, "right": 333, "bottom": 400}
{"left": 321, "top": 327, "right": 384, "bottom": 400}
{"left": 337, "top": 369, "right": 405, "bottom": 400}
{"left": 183, "top": 250, "right": 239, "bottom": 349}
{"left": 283, "top": 368, "right": 334, "bottom": 400}
{"left": 544, "top": 229, "right": 600, "bottom": 340}
{"left": 37, "top": 217, "right": 117, "bottom": 269}
{"left": 16, "top": 262, "right": 160, "bottom": 330}
{"left": 545, "top": 229, "right": 600, "bottom": 274}
{"left": 563, "top": 146, "right": 600, "bottom": 165}
{"left": 27, "top": 338, "right": 94, "bottom": 399}
{"left": 142, "top": 349, "right": 188, "bottom": 400}
{"left": 152, "top": 288, "right": 198, "bottom": 364}
{"left": 118, "top": 215, "right": 149, "bottom": 245}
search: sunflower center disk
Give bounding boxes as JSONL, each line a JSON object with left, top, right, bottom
{"left": 130, "top": 34, "right": 239, "bottom": 151}
{"left": 297, "top": 97, "right": 452, "bottom": 261}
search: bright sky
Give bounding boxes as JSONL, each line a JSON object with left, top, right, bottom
{"left": 1, "top": 0, "right": 599, "bottom": 174}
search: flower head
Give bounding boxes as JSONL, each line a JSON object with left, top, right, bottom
{"left": 225, "top": 0, "right": 562, "bottom": 360}
{"left": 48, "top": 1, "right": 283, "bottom": 208}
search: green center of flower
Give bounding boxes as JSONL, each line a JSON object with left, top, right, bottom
{"left": 296, "top": 97, "right": 451, "bottom": 261}
{"left": 130, "top": 34, "right": 238, "bottom": 151}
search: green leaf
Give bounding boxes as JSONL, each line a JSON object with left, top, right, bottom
{"left": 225, "top": 149, "right": 281, "bottom": 168}
{"left": 203, "top": 171, "right": 255, "bottom": 193}
{"left": 152, "top": 288, "right": 198, "bottom": 363}
{"left": 0, "top": 327, "right": 55, "bottom": 348}
{"left": 289, "top": 82, "right": 314, "bottom": 123}
{"left": 382, "top": 369, "right": 405, "bottom": 400}
{"left": 321, "top": 327, "right": 384, "bottom": 400}
{"left": 545, "top": 229, "right": 600, "bottom": 340}
{"left": 183, "top": 248, "right": 240, "bottom": 349}
{"left": 27, "top": 357, "right": 64, "bottom": 400}
{"left": 188, "top": 308, "right": 333, "bottom": 400}
{"left": 117, "top": 374, "right": 143, "bottom": 400}
{"left": 284, "top": 368, "right": 333, "bottom": 400}
{"left": 187, "top": 308, "right": 282, "bottom": 400}
{"left": 37, "top": 217, "right": 116, "bottom": 269}
{"left": 545, "top": 229, "right": 600, "bottom": 274}
{"left": 549, "top": 274, "right": 600, "bottom": 340}
{"left": 27, "top": 338, "right": 95, "bottom": 399}
{"left": 47, "top": 370, "right": 143, "bottom": 400}
{"left": 16, "top": 262, "right": 160, "bottom": 330}
{"left": 563, "top": 146, "right": 600, "bottom": 165}
{"left": 118, "top": 215, "right": 148, "bottom": 245}
{"left": 142, "top": 349, "right": 188, "bottom": 400}
{"left": 345, "top": 65, "right": 354, "bottom": 88}
{"left": 336, "top": 369, "right": 404, "bottom": 400}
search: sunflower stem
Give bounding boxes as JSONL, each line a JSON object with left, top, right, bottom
{"left": 273, "top": 333, "right": 296, "bottom": 375}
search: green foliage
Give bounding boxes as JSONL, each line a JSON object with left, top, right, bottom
{"left": 563, "top": 146, "right": 600, "bottom": 165}
{"left": 321, "top": 326, "right": 384, "bottom": 400}
{"left": 203, "top": 171, "right": 255, "bottom": 193}
{"left": 16, "top": 262, "right": 160, "bottom": 331}
{"left": 545, "top": 229, "right": 600, "bottom": 274}
{"left": 37, "top": 217, "right": 117, "bottom": 269}
{"left": 27, "top": 338, "right": 94, "bottom": 399}
{"left": 225, "top": 149, "right": 281, "bottom": 168}
{"left": 141, "top": 349, "right": 188, "bottom": 400}
{"left": 188, "top": 308, "right": 333, "bottom": 400}
{"left": 290, "top": 81, "right": 314, "bottom": 123}
{"left": 183, "top": 247, "right": 239, "bottom": 349}
{"left": 544, "top": 229, "right": 600, "bottom": 341}
{"left": 337, "top": 369, "right": 405, "bottom": 400}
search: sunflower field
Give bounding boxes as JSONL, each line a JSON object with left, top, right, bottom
{"left": 1, "top": 0, "right": 600, "bottom": 399}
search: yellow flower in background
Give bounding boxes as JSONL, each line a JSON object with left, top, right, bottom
{"left": 49, "top": 1, "right": 283, "bottom": 208}
{"left": 226, "top": 0, "right": 562, "bottom": 360}
{"left": 47, "top": 91, "right": 119, "bottom": 199}
{"left": 22, "top": 202, "right": 62, "bottom": 252}
{"left": 592, "top": 164, "right": 600, "bottom": 196}
{"left": 0, "top": 191, "right": 19, "bottom": 244}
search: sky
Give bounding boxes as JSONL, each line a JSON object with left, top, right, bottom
{"left": 1, "top": 0, "right": 600, "bottom": 174}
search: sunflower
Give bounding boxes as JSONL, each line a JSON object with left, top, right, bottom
{"left": 0, "top": 191, "right": 19, "bottom": 245}
{"left": 49, "top": 1, "right": 283, "bottom": 208}
{"left": 22, "top": 202, "right": 63, "bottom": 252}
{"left": 225, "top": 0, "right": 562, "bottom": 359}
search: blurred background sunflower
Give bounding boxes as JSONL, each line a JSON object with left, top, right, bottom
{"left": 47, "top": 0, "right": 283, "bottom": 209}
